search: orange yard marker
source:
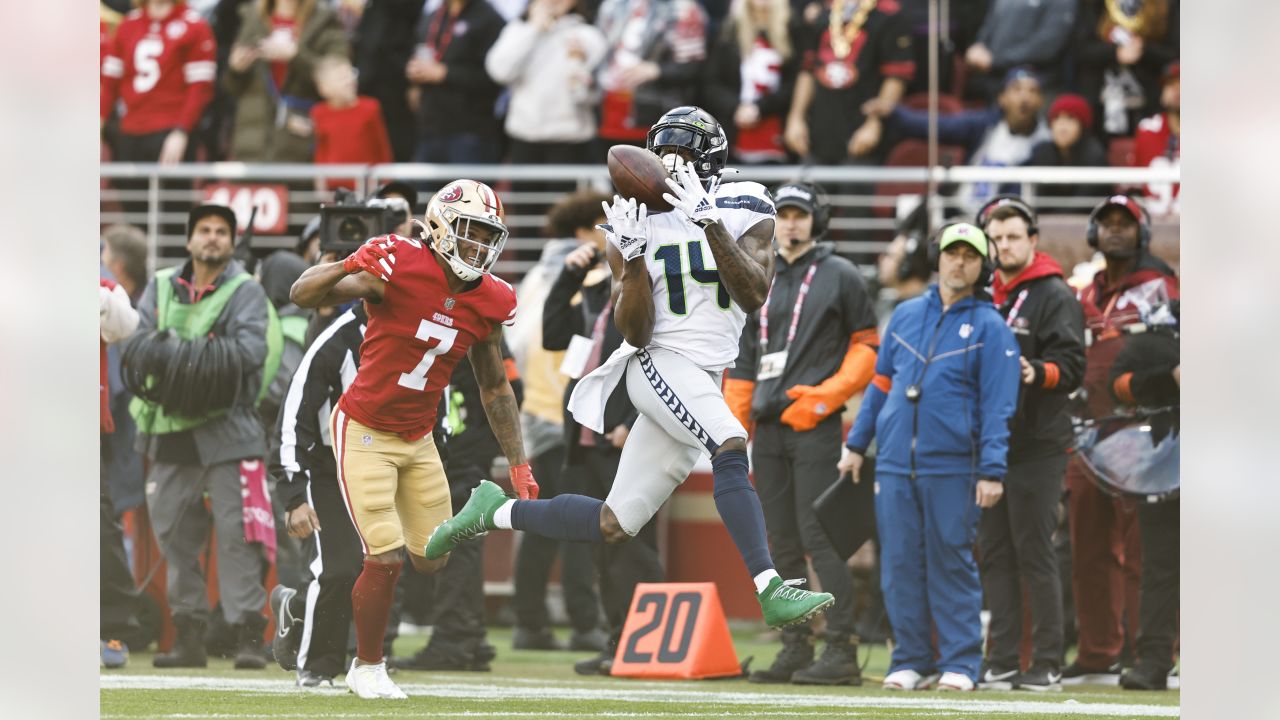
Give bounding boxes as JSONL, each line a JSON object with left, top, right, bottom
{"left": 610, "top": 582, "right": 741, "bottom": 680}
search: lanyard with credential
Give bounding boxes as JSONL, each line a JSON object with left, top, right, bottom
{"left": 1004, "top": 289, "right": 1029, "bottom": 327}
{"left": 759, "top": 261, "right": 819, "bottom": 350}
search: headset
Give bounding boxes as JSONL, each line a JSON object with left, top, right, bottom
{"left": 975, "top": 193, "right": 1039, "bottom": 237}
{"left": 1086, "top": 194, "right": 1151, "bottom": 249}
{"left": 771, "top": 181, "right": 831, "bottom": 240}
{"left": 927, "top": 222, "right": 996, "bottom": 289}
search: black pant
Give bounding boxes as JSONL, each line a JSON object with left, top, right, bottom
{"left": 109, "top": 129, "right": 197, "bottom": 241}
{"left": 753, "top": 415, "right": 854, "bottom": 638}
{"left": 1135, "top": 499, "right": 1179, "bottom": 670}
{"left": 101, "top": 476, "right": 140, "bottom": 641}
{"left": 978, "top": 453, "right": 1067, "bottom": 670}
{"left": 296, "top": 473, "right": 363, "bottom": 678}
{"left": 572, "top": 444, "right": 664, "bottom": 639}
{"left": 513, "top": 443, "right": 601, "bottom": 633}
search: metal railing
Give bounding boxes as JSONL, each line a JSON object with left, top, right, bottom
{"left": 100, "top": 163, "right": 1181, "bottom": 280}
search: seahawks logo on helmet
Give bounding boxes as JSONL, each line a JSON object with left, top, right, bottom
{"left": 646, "top": 106, "right": 729, "bottom": 183}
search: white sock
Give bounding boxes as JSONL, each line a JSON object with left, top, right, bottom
{"left": 753, "top": 569, "right": 781, "bottom": 594}
{"left": 493, "top": 500, "right": 516, "bottom": 529}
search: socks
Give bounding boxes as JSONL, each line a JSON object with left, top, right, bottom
{"left": 351, "top": 560, "right": 402, "bottom": 664}
{"left": 711, "top": 449, "right": 775, "bottom": 579}
{"left": 754, "top": 569, "right": 781, "bottom": 594}
{"left": 510, "top": 494, "right": 605, "bottom": 543}
{"left": 493, "top": 499, "right": 515, "bottom": 529}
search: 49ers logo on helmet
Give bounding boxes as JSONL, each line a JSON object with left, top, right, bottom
{"left": 438, "top": 184, "right": 464, "bottom": 203}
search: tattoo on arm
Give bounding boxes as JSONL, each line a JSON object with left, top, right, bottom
{"left": 290, "top": 261, "right": 385, "bottom": 308}
{"left": 470, "top": 327, "right": 528, "bottom": 466}
{"left": 703, "top": 217, "right": 774, "bottom": 313}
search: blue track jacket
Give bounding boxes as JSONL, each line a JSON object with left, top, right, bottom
{"left": 846, "top": 286, "right": 1021, "bottom": 480}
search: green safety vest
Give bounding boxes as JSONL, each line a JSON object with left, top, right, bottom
{"left": 280, "top": 314, "right": 308, "bottom": 348}
{"left": 130, "top": 267, "right": 282, "bottom": 435}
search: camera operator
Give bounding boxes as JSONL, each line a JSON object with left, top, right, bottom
{"left": 976, "top": 196, "right": 1085, "bottom": 691}
{"left": 1109, "top": 302, "right": 1179, "bottom": 691}
{"left": 839, "top": 223, "right": 1021, "bottom": 691}
{"left": 122, "top": 203, "right": 282, "bottom": 670}
{"left": 728, "top": 182, "right": 879, "bottom": 687}
{"left": 1064, "top": 195, "right": 1179, "bottom": 685}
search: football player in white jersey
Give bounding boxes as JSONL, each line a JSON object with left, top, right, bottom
{"left": 428, "top": 107, "right": 834, "bottom": 631}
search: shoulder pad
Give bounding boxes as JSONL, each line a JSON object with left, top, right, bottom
{"left": 714, "top": 182, "right": 775, "bottom": 215}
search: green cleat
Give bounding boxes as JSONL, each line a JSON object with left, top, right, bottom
{"left": 424, "top": 480, "right": 510, "bottom": 559}
{"left": 757, "top": 577, "right": 835, "bottom": 630}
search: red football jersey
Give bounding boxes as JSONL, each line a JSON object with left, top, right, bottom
{"left": 339, "top": 237, "right": 518, "bottom": 440}
{"left": 1133, "top": 112, "right": 1180, "bottom": 216}
{"left": 101, "top": 4, "right": 216, "bottom": 135}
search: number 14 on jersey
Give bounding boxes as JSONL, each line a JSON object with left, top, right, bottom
{"left": 654, "top": 239, "right": 731, "bottom": 315}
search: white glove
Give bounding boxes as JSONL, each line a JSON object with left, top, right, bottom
{"left": 597, "top": 195, "right": 648, "bottom": 261}
{"left": 662, "top": 162, "right": 722, "bottom": 227}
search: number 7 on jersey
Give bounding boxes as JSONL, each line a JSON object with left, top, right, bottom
{"left": 397, "top": 319, "right": 458, "bottom": 390}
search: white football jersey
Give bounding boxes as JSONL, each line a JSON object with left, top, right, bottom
{"left": 642, "top": 181, "right": 776, "bottom": 370}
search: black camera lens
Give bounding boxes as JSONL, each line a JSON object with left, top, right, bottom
{"left": 338, "top": 217, "right": 370, "bottom": 246}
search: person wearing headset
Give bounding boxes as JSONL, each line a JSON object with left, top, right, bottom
{"left": 839, "top": 223, "right": 1021, "bottom": 692}
{"left": 1062, "top": 194, "right": 1179, "bottom": 686}
{"left": 726, "top": 182, "right": 880, "bottom": 687}
{"left": 975, "top": 195, "right": 1086, "bottom": 692}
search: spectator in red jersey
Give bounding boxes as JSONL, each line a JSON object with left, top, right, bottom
{"left": 311, "top": 54, "right": 393, "bottom": 193}
{"left": 593, "top": 0, "right": 709, "bottom": 156}
{"left": 1074, "top": 0, "right": 1179, "bottom": 138}
{"left": 1027, "top": 93, "right": 1112, "bottom": 210}
{"left": 224, "top": 0, "right": 349, "bottom": 162}
{"left": 701, "top": 0, "right": 805, "bottom": 164}
{"left": 101, "top": 0, "right": 216, "bottom": 165}
{"left": 1132, "top": 62, "right": 1179, "bottom": 216}
{"left": 784, "top": 0, "right": 913, "bottom": 221}
{"left": 1061, "top": 195, "right": 1178, "bottom": 686}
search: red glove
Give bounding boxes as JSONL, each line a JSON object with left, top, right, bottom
{"left": 510, "top": 463, "right": 539, "bottom": 500}
{"left": 343, "top": 236, "right": 396, "bottom": 281}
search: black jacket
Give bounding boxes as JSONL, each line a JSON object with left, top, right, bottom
{"left": 1027, "top": 136, "right": 1114, "bottom": 208}
{"left": 414, "top": 0, "right": 505, "bottom": 138}
{"left": 731, "top": 243, "right": 879, "bottom": 422}
{"left": 991, "top": 252, "right": 1087, "bottom": 464}
{"left": 270, "top": 305, "right": 367, "bottom": 513}
{"left": 542, "top": 254, "right": 637, "bottom": 462}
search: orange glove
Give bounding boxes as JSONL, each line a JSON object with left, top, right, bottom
{"left": 723, "top": 377, "right": 755, "bottom": 435}
{"left": 779, "top": 334, "right": 878, "bottom": 432}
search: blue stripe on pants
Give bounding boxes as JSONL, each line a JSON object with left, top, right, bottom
{"left": 636, "top": 349, "right": 719, "bottom": 454}
{"left": 875, "top": 471, "right": 984, "bottom": 681}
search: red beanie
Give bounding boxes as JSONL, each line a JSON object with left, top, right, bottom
{"left": 1048, "top": 93, "right": 1093, "bottom": 129}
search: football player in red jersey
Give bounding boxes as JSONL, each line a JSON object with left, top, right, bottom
{"left": 290, "top": 179, "right": 535, "bottom": 699}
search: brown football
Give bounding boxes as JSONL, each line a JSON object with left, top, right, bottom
{"left": 606, "top": 144, "right": 674, "bottom": 212}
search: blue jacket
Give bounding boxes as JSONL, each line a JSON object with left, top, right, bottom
{"left": 846, "top": 286, "right": 1021, "bottom": 480}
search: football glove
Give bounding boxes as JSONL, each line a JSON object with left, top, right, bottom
{"left": 509, "top": 463, "right": 539, "bottom": 500}
{"left": 343, "top": 236, "right": 396, "bottom": 282}
{"left": 662, "top": 162, "right": 722, "bottom": 227}
{"left": 598, "top": 195, "right": 648, "bottom": 261}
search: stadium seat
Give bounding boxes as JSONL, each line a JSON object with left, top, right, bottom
{"left": 1109, "top": 137, "right": 1137, "bottom": 167}
{"left": 872, "top": 139, "right": 968, "bottom": 218}
{"left": 901, "top": 92, "right": 966, "bottom": 116}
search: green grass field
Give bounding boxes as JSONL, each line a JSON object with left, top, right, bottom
{"left": 100, "top": 628, "right": 1180, "bottom": 719}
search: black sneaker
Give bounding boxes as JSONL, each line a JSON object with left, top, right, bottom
{"left": 1015, "top": 662, "right": 1062, "bottom": 692}
{"left": 748, "top": 630, "right": 815, "bottom": 684}
{"left": 269, "top": 585, "right": 302, "bottom": 671}
{"left": 791, "top": 634, "right": 862, "bottom": 686}
{"left": 979, "top": 664, "right": 1019, "bottom": 691}
{"left": 1061, "top": 659, "right": 1121, "bottom": 686}
{"left": 1120, "top": 663, "right": 1169, "bottom": 691}
{"left": 233, "top": 615, "right": 268, "bottom": 670}
{"left": 391, "top": 641, "right": 492, "bottom": 672}
{"left": 569, "top": 628, "right": 608, "bottom": 652}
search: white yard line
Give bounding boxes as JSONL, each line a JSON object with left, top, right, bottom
{"left": 101, "top": 675, "right": 1179, "bottom": 717}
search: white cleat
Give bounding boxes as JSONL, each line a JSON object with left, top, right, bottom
{"left": 346, "top": 659, "right": 407, "bottom": 700}
{"left": 937, "top": 671, "right": 976, "bottom": 691}
{"left": 883, "top": 668, "right": 940, "bottom": 691}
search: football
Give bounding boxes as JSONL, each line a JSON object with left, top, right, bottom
{"left": 607, "top": 145, "right": 674, "bottom": 213}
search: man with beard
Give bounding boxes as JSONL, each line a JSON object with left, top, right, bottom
{"left": 1062, "top": 195, "right": 1179, "bottom": 685}
{"left": 976, "top": 196, "right": 1085, "bottom": 692}
{"left": 124, "top": 203, "right": 280, "bottom": 669}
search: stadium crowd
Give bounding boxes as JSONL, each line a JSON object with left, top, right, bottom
{"left": 101, "top": 0, "right": 1181, "bottom": 215}
{"left": 99, "top": 0, "right": 1180, "bottom": 700}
